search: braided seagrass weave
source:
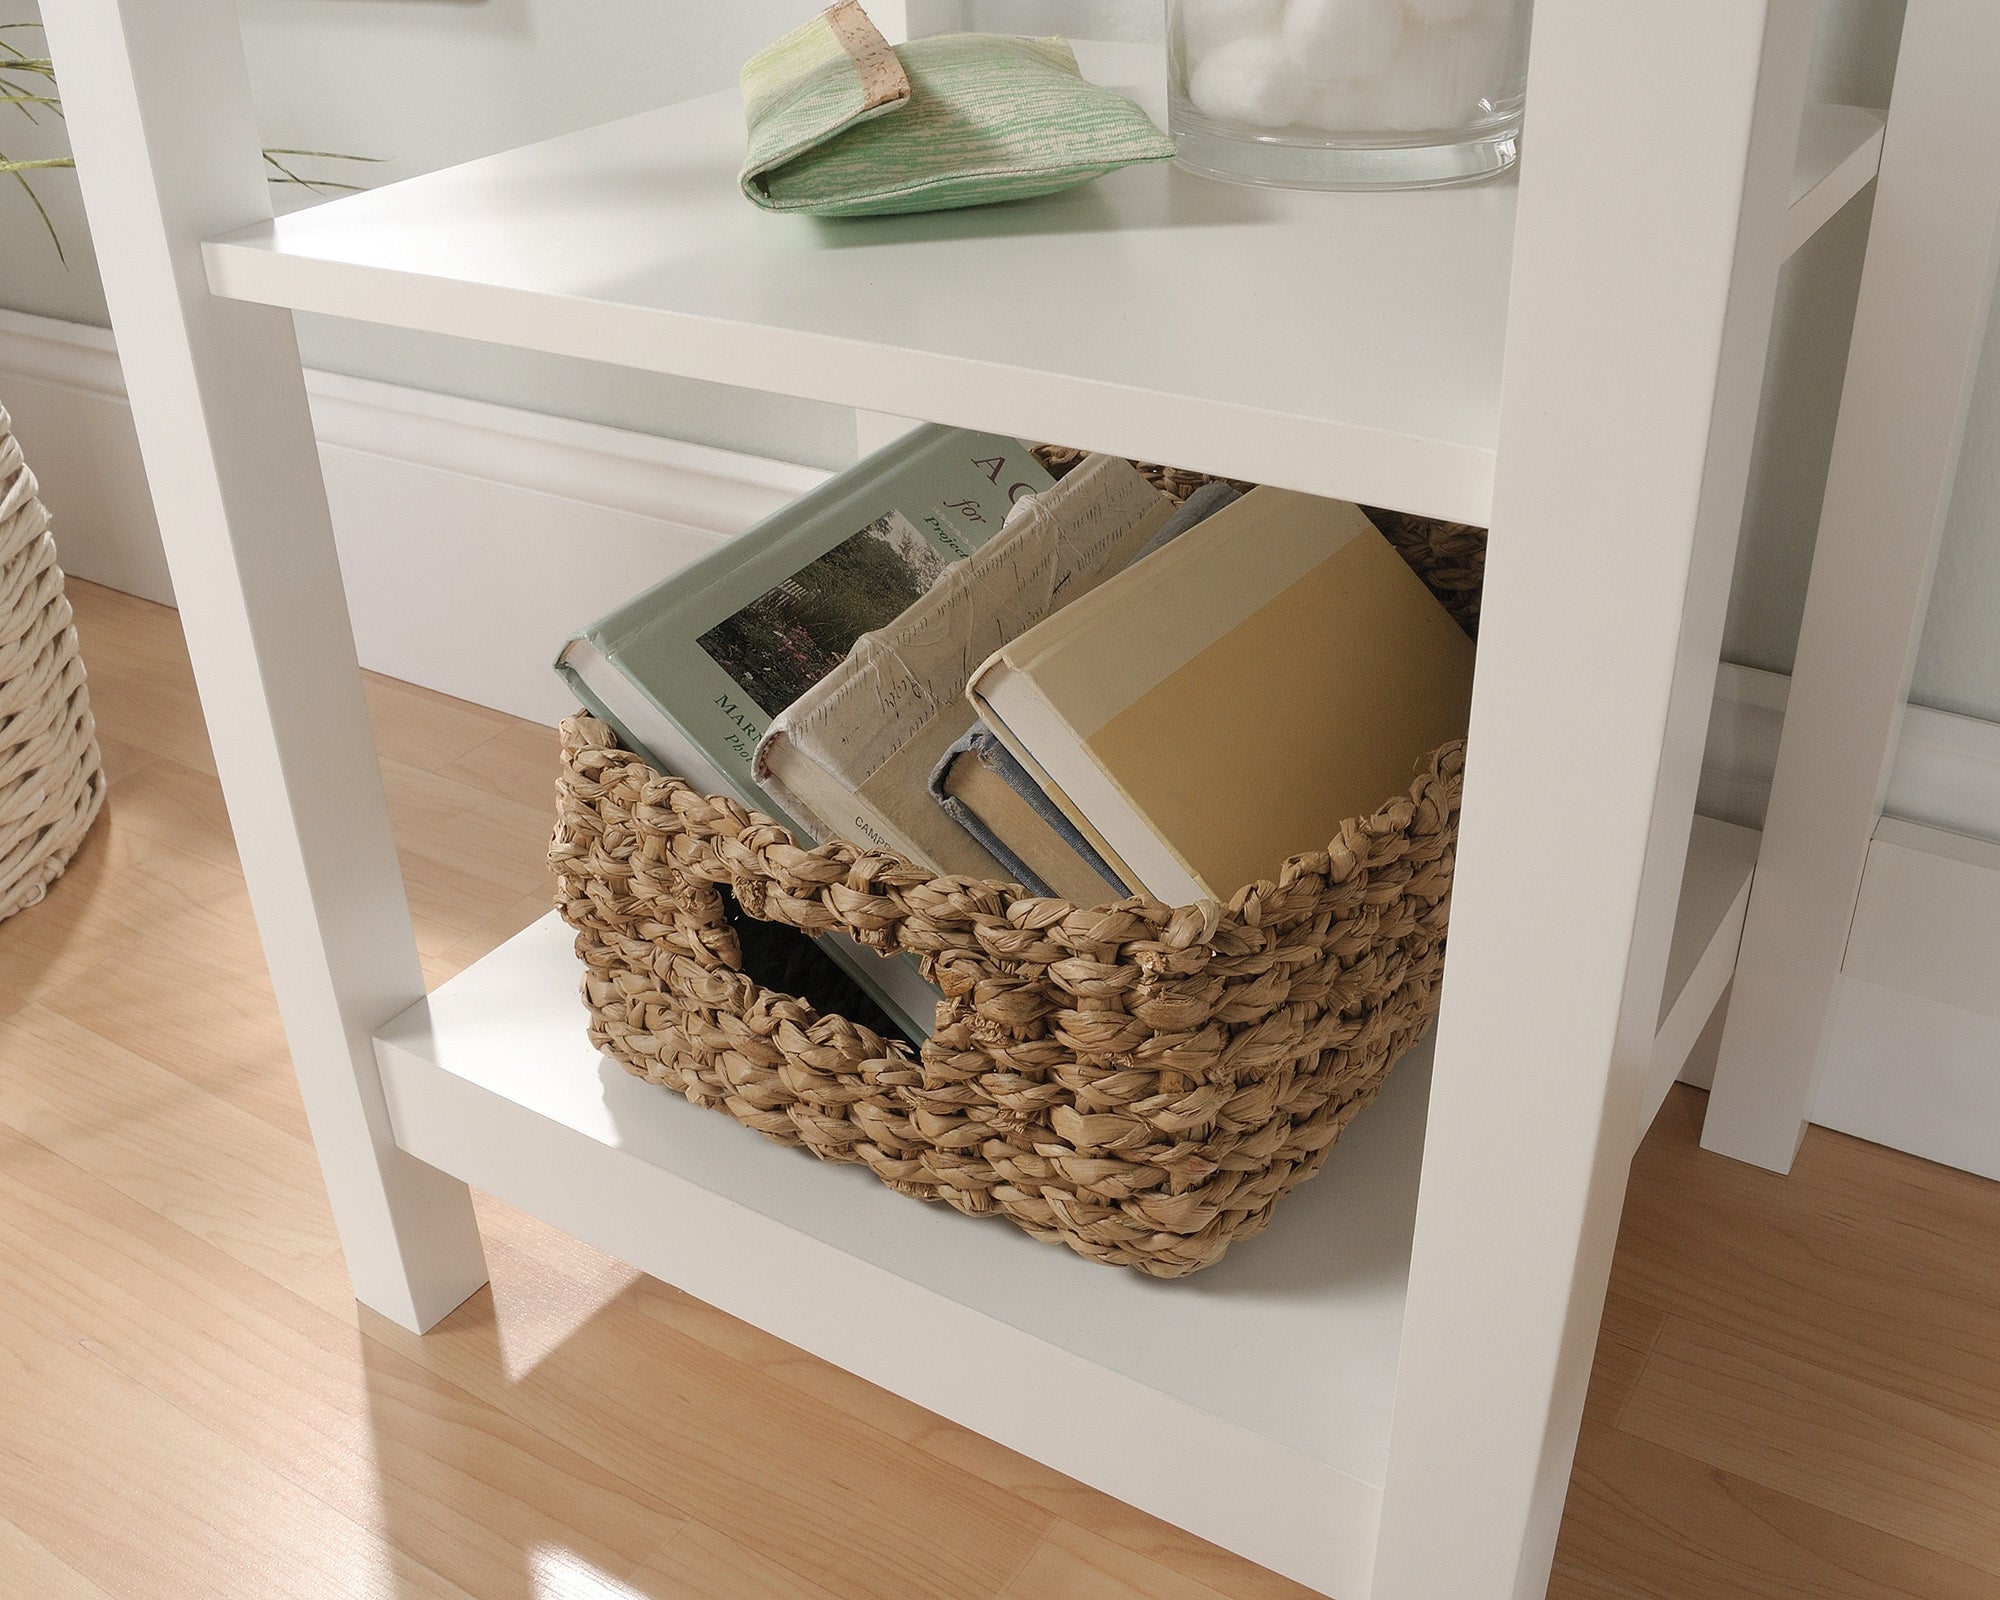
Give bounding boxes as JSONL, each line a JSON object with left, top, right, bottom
{"left": 0, "top": 407, "right": 104, "bottom": 922}
{"left": 553, "top": 722, "right": 1460, "bottom": 1277}
{"left": 1032, "top": 443, "right": 1255, "bottom": 506}
{"left": 1364, "top": 508, "right": 1485, "bottom": 635}
{"left": 551, "top": 457, "right": 1481, "bottom": 1277}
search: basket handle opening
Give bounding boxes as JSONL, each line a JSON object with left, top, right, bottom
{"left": 717, "top": 881, "right": 916, "bottom": 1046}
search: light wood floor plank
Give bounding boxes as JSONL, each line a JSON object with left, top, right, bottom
{"left": 478, "top": 1196, "right": 1322, "bottom": 1600}
{"left": 1552, "top": 1423, "right": 2000, "bottom": 1600}
{"left": 365, "top": 672, "right": 515, "bottom": 772}
{"left": 438, "top": 717, "right": 565, "bottom": 812}
{"left": 0, "top": 1003, "right": 338, "bottom": 1300}
{"left": 0, "top": 1515, "right": 118, "bottom": 1600}
{"left": 0, "top": 807, "right": 244, "bottom": 1012}
{"left": 1003, "top": 1520, "right": 1298, "bottom": 1600}
{"left": 1621, "top": 1315, "right": 2000, "bottom": 1575}
{"left": 1585, "top": 1290, "right": 1666, "bottom": 1426}
{"left": 426, "top": 886, "right": 562, "bottom": 984}
{"left": 95, "top": 751, "right": 240, "bottom": 869}
{"left": 66, "top": 583, "right": 202, "bottom": 686}
{"left": 90, "top": 729, "right": 164, "bottom": 788}
{"left": 378, "top": 757, "right": 556, "bottom": 904}
{"left": 42, "top": 898, "right": 309, "bottom": 1141}
{"left": 0, "top": 1292, "right": 479, "bottom": 1600}
{"left": 361, "top": 1213, "right": 1058, "bottom": 1600}
{"left": 65, "top": 597, "right": 217, "bottom": 772}
{"left": 1616, "top": 1090, "right": 2000, "bottom": 1436}
{"left": 632, "top": 1517, "right": 857, "bottom": 1600}
{"left": 378, "top": 749, "right": 506, "bottom": 838}
{"left": 425, "top": 791, "right": 561, "bottom": 895}
{"left": 0, "top": 1124, "right": 688, "bottom": 1597}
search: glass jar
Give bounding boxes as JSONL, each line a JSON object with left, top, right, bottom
{"left": 1167, "top": 0, "right": 1531, "bottom": 190}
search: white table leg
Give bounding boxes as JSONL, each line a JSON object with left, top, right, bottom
{"left": 1702, "top": 0, "right": 2000, "bottom": 1173}
{"left": 1371, "top": 4, "right": 1816, "bottom": 1596}
{"left": 40, "top": 0, "right": 489, "bottom": 1332}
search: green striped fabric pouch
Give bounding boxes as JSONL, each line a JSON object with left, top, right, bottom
{"left": 739, "top": 1, "right": 1176, "bottom": 217}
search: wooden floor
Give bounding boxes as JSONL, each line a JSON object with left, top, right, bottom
{"left": 2, "top": 580, "right": 1997, "bottom": 1600}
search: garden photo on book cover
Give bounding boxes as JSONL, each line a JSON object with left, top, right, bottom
{"left": 698, "top": 510, "right": 949, "bottom": 714}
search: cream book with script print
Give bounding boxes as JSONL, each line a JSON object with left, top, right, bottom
{"left": 966, "top": 487, "right": 1475, "bottom": 906}
{"left": 755, "top": 455, "right": 1173, "bottom": 876}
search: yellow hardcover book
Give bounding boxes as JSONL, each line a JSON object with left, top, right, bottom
{"left": 966, "top": 487, "right": 1475, "bottom": 906}
{"left": 938, "top": 736, "right": 1128, "bottom": 904}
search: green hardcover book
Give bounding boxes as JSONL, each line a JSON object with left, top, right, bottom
{"left": 555, "top": 423, "right": 1054, "bottom": 1039}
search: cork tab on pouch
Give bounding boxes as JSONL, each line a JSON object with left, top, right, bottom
{"left": 825, "top": 0, "right": 911, "bottom": 113}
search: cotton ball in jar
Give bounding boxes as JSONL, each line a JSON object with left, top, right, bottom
{"left": 1180, "top": 0, "right": 1286, "bottom": 66}
{"left": 1305, "top": 78, "right": 1387, "bottom": 133}
{"left": 1282, "top": 0, "right": 1406, "bottom": 80}
{"left": 1189, "top": 34, "right": 1315, "bottom": 128}
{"left": 1374, "top": 20, "right": 1515, "bottom": 132}
{"left": 1440, "top": 19, "right": 1522, "bottom": 117}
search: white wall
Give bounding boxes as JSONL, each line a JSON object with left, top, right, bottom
{"left": 0, "top": 0, "right": 1995, "bottom": 721}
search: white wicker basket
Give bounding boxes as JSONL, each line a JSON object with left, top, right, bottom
{"left": 0, "top": 405, "right": 105, "bottom": 921}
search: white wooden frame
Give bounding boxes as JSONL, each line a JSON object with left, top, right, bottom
{"left": 39, "top": 0, "right": 489, "bottom": 1333}
{"left": 38, "top": 0, "right": 1901, "bottom": 1594}
{"left": 1375, "top": 7, "right": 1817, "bottom": 1589}
{"left": 1703, "top": 0, "right": 2000, "bottom": 1173}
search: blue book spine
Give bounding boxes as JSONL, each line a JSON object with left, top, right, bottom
{"left": 929, "top": 730, "right": 1126, "bottom": 898}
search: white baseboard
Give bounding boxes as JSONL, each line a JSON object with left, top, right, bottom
{"left": 1843, "top": 819, "right": 2000, "bottom": 1024}
{"left": 8, "top": 307, "right": 2000, "bottom": 1174}
{"left": 1698, "top": 661, "right": 2000, "bottom": 845}
{"left": 1815, "top": 977, "right": 2000, "bottom": 1183}
{"left": 1799, "top": 818, "right": 2000, "bottom": 1179}
{"left": 313, "top": 382, "right": 822, "bottom": 723}
{"left": 0, "top": 307, "right": 825, "bottom": 724}
{"left": 0, "top": 312, "right": 176, "bottom": 607}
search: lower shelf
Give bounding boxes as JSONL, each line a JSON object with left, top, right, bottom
{"left": 373, "top": 815, "right": 1758, "bottom": 1596}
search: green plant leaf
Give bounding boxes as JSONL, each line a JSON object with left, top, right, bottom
{"left": 260, "top": 148, "right": 370, "bottom": 194}
{"left": 261, "top": 148, "right": 384, "bottom": 163}
{"left": 6, "top": 163, "right": 62, "bottom": 262}
{"left": 1, "top": 20, "right": 374, "bottom": 263}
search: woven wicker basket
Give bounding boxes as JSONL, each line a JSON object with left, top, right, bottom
{"left": 0, "top": 407, "right": 105, "bottom": 922}
{"left": 551, "top": 459, "right": 1481, "bottom": 1278}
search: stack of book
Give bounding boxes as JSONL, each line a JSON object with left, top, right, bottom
{"left": 557, "top": 426, "right": 1474, "bottom": 1043}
